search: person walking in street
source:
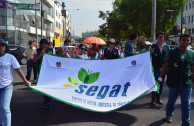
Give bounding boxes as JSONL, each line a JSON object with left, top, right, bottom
{"left": 157, "top": 34, "right": 194, "bottom": 126}
{"left": 140, "top": 41, "right": 152, "bottom": 53}
{"left": 151, "top": 31, "right": 169, "bottom": 106}
{"left": 102, "top": 38, "right": 120, "bottom": 59}
{"left": 0, "top": 38, "right": 30, "bottom": 126}
{"left": 33, "top": 39, "right": 53, "bottom": 110}
{"left": 124, "top": 34, "right": 137, "bottom": 57}
{"left": 24, "top": 40, "right": 37, "bottom": 81}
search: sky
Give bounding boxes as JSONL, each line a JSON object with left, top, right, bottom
{"left": 58, "top": 0, "right": 114, "bottom": 37}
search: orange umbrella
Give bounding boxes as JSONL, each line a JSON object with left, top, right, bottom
{"left": 82, "top": 37, "right": 106, "bottom": 45}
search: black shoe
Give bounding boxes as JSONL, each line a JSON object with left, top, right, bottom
{"left": 165, "top": 116, "right": 172, "bottom": 123}
{"left": 156, "top": 99, "right": 163, "bottom": 105}
{"left": 151, "top": 99, "right": 156, "bottom": 106}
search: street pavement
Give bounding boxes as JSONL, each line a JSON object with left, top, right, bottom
{"left": 11, "top": 65, "right": 194, "bottom": 126}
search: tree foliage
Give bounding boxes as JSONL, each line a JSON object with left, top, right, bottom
{"left": 94, "top": 33, "right": 107, "bottom": 41}
{"left": 99, "top": 0, "right": 187, "bottom": 39}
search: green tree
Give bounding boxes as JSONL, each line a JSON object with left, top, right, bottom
{"left": 99, "top": 0, "right": 187, "bottom": 38}
{"left": 98, "top": 6, "right": 131, "bottom": 40}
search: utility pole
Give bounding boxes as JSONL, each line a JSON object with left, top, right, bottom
{"left": 35, "top": 0, "right": 38, "bottom": 47}
{"left": 151, "top": 0, "right": 156, "bottom": 42}
{"left": 41, "top": 0, "right": 43, "bottom": 39}
{"left": 181, "top": 9, "right": 183, "bottom": 35}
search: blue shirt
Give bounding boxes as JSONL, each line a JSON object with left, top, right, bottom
{"left": 124, "top": 40, "right": 134, "bottom": 56}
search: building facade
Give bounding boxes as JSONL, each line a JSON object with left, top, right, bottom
{"left": 0, "top": 0, "right": 55, "bottom": 46}
{"left": 82, "top": 31, "right": 98, "bottom": 39}
{"left": 52, "top": 1, "right": 62, "bottom": 47}
{"left": 183, "top": 0, "right": 194, "bottom": 35}
{"left": 61, "top": 4, "right": 71, "bottom": 43}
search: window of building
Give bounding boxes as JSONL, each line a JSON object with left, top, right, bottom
{"left": 193, "top": 15, "right": 194, "bottom": 23}
{"left": 183, "top": 16, "right": 187, "bottom": 24}
{"left": 188, "top": 29, "right": 191, "bottom": 34}
{"left": 56, "top": 10, "right": 57, "bottom": 16}
{"left": 189, "top": 3, "right": 192, "bottom": 9}
{"left": 59, "top": 23, "right": 60, "bottom": 29}
{"left": 192, "top": 15, "right": 194, "bottom": 23}
{"left": 56, "top": 21, "right": 58, "bottom": 27}
{"left": 186, "top": 4, "right": 188, "bottom": 10}
{"left": 193, "top": 1, "right": 194, "bottom": 8}
{"left": 192, "top": 28, "right": 194, "bottom": 33}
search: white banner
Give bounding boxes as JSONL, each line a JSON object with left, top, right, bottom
{"left": 30, "top": 52, "right": 156, "bottom": 112}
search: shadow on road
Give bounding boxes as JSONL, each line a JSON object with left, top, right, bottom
{"left": 148, "top": 118, "right": 166, "bottom": 126}
{"left": 11, "top": 100, "right": 137, "bottom": 126}
{"left": 119, "top": 101, "right": 163, "bottom": 111}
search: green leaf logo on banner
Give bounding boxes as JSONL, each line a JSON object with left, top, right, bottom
{"left": 78, "top": 67, "right": 100, "bottom": 84}
{"left": 84, "top": 72, "right": 100, "bottom": 84}
{"left": 68, "top": 77, "right": 78, "bottom": 85}
{"left": 67, "top": 67, "right": 100, "bottom": 86}
{"left": 78, "top": 67, "right": 89, "bottom": 83}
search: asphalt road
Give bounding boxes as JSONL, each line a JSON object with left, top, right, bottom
{"left": 11, "top": 65, "right": 194, "bottom": 126}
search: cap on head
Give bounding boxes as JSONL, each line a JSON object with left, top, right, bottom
{"left": 0, "top": 38, "right": 7, "bottom": 46}
{"left": 145, "top": 41, "right": 152, "bottom": 45}
{"left": 107, "top": 38, "right": 116, "bottom": 43}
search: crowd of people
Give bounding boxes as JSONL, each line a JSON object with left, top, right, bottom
{"left": 0, "top": 31, "right": 194, "bottom": 126}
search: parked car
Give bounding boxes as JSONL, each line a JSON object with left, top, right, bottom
{"left": 7, "top": 45, "right": 28, "bottom": 65}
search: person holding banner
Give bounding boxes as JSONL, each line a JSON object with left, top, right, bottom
{"left": 102, "top": 38, "right": 120, "bottom": 59}
{"left": 158, "top": 34, "right": 194, "bottom": 125}
{"left": 77, "top": 44, "right": 88, "bottom": 59}
{"left": 33, "top": 39, "right": 53, "bottom": 109}
{"left": 151, "top": 31, "right": 169, "bottom": 106}
{"left": 0, "top": 38, "right": 30, "bottom": 126}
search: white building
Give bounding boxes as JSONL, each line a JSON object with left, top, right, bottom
{"left": 53, "top": 1, "right": 62, "bottom": 46}
{"left": 183, "top": 0, "right": 194, "bottom": 35}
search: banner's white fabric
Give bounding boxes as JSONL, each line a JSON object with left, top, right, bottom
{"left": 30, "top": 52, "right": 156, "bottom": 112}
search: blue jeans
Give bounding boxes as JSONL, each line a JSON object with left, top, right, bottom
{"left": 166, "top": 85, "right": 192, "bottom": 126}
{"left": 0, "top": 84, "right": 13, "bottom": 126}
{"left": 152, "top": 70, "right": 165, "bottom": 99}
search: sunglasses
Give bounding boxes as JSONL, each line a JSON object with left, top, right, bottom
{"left": 80, "top": 48, "right": 86, "bottom": 51}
